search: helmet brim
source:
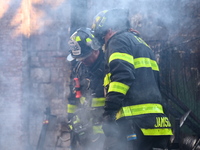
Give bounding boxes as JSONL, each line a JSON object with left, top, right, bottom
{"left": 67, "top": 50, "right": 93, "bottom": 62}
{"left": 66, "top": 54, "right": 75, "bottom": 62}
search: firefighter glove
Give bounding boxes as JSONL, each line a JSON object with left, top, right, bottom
{"left": 102, "top": 111, "right": 119, "bottom": 137}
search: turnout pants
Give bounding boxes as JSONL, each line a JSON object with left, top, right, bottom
{"left": 103, "top": 119, "right": 170, "bottom": 150}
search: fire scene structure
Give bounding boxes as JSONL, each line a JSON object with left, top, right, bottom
{"left": 36, "top": 1, "right": 200, "bottom": 150}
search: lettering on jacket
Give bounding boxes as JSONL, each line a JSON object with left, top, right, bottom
{"left": 154, "top": 117, "right": 171, "bottom": 127}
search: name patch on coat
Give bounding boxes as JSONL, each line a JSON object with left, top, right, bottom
{"left": 154, "top": 117, "right": 171, "bottom": 127}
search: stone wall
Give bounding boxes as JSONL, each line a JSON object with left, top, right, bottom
{"left": 0, "top": 0, "right": 199, "bottom": 150}
{"left": 0, "top": 0, "right": 71, "bottom": 150}
{"left": 28, "top": 0, "right": 71, "bottom": 149}
{"left": 0, "top": 1, "right": 27, "bottom": 150}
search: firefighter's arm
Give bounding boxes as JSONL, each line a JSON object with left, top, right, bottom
{"left": 67, "top": 76, "right": 80, "bottom": 121}
{"left": 67, "top": 62, "right": 83, "bottom": 121}
{"left": 67, "top": 94, "right": 78, "bottom": 122}
{"left": 104, "top": 37, "right": 135, "bottom": 113}
{"left": 102, "top": 38, "right": 135, "bottom": 136}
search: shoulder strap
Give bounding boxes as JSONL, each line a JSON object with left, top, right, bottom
{"left": 73, "top": 61, "right": 83, "bottom": 76}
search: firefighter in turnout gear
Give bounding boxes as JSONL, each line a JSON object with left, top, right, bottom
{"left": 92, "top": 8, "right": 173, "bottom": 150}
{"left": 67, "top": 27, "right": 105, "bottom": 150}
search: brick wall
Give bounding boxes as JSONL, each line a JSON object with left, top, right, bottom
{"left": 0, "top": 0, "right": 199, "bottom": 150}
{"left": 0, "top": 0, "right": 71, "bottom": 150}
{"left": 28, "top": 0, "right": 71, "bottom": 149}
{"left": 0, "top": 1, "right": 26, "bottom": 150}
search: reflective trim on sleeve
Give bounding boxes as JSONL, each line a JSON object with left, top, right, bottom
{"left": 108, "top": 53, "right": 159, "bottom": 71}
{"left": 91, "top": 97, "right": 106, "bottom": 107}
{"left": 69, "top": 124, "right": 73, "bottom": 130}
{"left": 103, "top": 73, "right": 111, "bottom": 87}
{"left": 141, "top": 128, "right": 173, "bottom": 136}
{"left": 108, "top": 81, "right": 129, "bottom": 95}
{"left": 80, "top": 97, "right": 86, "bottom": 104}
{"left": 93, "top": 125, "right": 104, "bottom": 134}
{"left": 134, "top": 57, "right": 159, "bottom": 71}
{"left": 73, "top": 115, "right": 80, "bottom": 124}
{"left": 116, "top": 103, "right": 164, "bottom": 120}
{"left": 67, "top": 104, "right": 77, "bottom": 113}
{"left": 109, "top": 52, "right": 134, "bottom": 65}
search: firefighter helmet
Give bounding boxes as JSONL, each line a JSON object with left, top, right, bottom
{"left": 67, "top": 27, "right": 101, "bottom": 61}
{"left": 91, "top": 8, "right": 130, "bottom": 45}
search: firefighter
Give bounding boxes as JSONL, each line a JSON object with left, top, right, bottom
{"left": 66, "top": 27, "right": 105, "bottom": 150}
{"left": 91, "top": 8, "right": 173, "bottom": 150}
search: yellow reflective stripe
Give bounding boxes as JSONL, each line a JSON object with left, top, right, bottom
{"left": 86, "top": 38, "right": 92, "bottom": 42}
{"left": 80, "top": 97, "right": 86, "bottom": 104}
{"left": 134, "top": 35, "right": 150, "bottom": 48}
{"left": 96, "top": 16, "right": 101, "bottom": 22}
{"left": 69, "top": 125, "right": 73, "bottom": 130}
{"left": 102, "top": 10, "right": 108, "bottom": 14}
{"left": 109, "top": 52, "right": 134, "bottom": 65}
{"left": 104, "top": 73, "right": 111, "bottom": 86}
{"left": 108, "top": 53, "right": 159, "bottom": 71}
{"left": 141, "top": 128, "right": 173, "bottom": 136}
{"left": 92, "top": 16, "right": 101, "bottom": 29}
{"left": 93, "top": 125, "right": 104, "bottom": 134}
{"left": 116, "top": 103, "right": 164, "bottom": 120}
{"left": 134, "top": 57, "right": 159, "bottom": 71}
{"left": 94, "top": 10, "right": 108, "bottom": 28}
{"left": 99, "top": 17, "right": 106, "bottom": 27}
{"left": 73, "top": 116, "right": 80, "bottom": 124}
{"left": 67, "top": 104, "right": 77, "bottom": 113}
{"left": 91, "top": 97, "right": 106, "bottom": 107}
{"left": 108, "top": 81, "right": 129, "bottom": 95}
{"left": 75, "top": 36, "right": 81, "bottom": 42}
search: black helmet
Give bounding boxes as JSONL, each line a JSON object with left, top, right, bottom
{"left": 67, "top": 27, "right": 101, "bottom": 61}
{"left": 92, "top": 8, "right": 130, "bottom": 45}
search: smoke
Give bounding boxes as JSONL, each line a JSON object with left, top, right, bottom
{"left": 87, "top": 0, "right": 192, "bottom": 39}
{"left": 71, "top": 0, "right": 195, "bottom": 150}
{"left": 0, "top": 0, "right": 196, "bottom": 150}
{"left": 0, "top": 0, "right": 70, "bottom": 150}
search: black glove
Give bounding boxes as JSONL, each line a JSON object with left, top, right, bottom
{"left": 102, "top": 111, "right": 120, "bottom": 137}
{"left": 67, "top": 113, "right": 74, "bottom": 123}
